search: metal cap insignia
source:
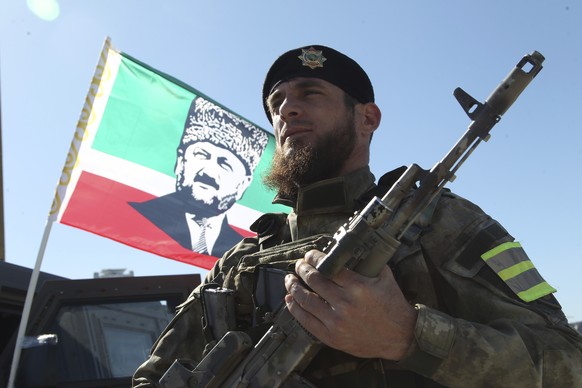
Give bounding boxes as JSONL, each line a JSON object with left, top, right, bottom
{"left": 298, "top": 47, "right": 327, "bottom": 69}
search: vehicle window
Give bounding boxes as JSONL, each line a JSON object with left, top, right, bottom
{"left": 48, "top": 299, "right": 174, "bottom": 382}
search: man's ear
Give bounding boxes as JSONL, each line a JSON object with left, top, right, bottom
{"left": 235, "top": 175, "right": 253, "bottom": 200}
{"left": 362, "top": 102, "right": 381, "bottom": 133}
{"left": 174, "top": 149, "right": 185, "bottom": 176}
{"left": 174, "top": 158, "right": 185, "bottom": 179}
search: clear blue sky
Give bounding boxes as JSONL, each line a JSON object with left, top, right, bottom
{"left": 1, "top": 1, "right": 580, "bottom": 322}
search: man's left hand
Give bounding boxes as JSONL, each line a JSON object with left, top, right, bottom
{"left": 284, "top": 249, "right": 417, "bottom": 361}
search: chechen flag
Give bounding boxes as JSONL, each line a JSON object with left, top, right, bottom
{"left": 49, "top": 38, "right": 286, "bottom": 270}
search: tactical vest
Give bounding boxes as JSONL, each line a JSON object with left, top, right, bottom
{"left": 197, "top": 168, "right": 449, "bottom": 387}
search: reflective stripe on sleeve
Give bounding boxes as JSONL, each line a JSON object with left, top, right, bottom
{"left": 481, "top": 242, "right": 556, "bottom": 302}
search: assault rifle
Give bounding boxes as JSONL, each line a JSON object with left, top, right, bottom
{"left": 160, "top": 51, "right": 545, "bottom": 388}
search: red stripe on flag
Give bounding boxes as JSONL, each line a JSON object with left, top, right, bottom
{"left": 60, "top": 171, "right": 250, "bottom": 270}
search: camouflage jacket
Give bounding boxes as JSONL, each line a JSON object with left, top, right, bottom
{"left": 133, "top": 167, "right": 582, "bottom": 387}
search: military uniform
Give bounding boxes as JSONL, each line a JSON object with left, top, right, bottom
{"left": 133, "top": 167, "right": 582, "bottom": 387}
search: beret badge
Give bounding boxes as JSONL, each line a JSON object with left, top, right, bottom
{"left": 298, "top": 47, "right": 327, "bottom": 69}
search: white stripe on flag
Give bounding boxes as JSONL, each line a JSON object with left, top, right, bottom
{"left": 82, "top": 148, "right": 175, "bottom": 196}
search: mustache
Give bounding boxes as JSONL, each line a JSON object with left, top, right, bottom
{"left": 285, "top": 118, "right": 311, "bottom": 127}
{"left": 282, "top": 119, "right": 312, "bottom": 132}
{"left": 194, "top": 172, "right": 219, "bottom": 190}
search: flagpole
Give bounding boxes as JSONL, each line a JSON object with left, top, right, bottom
{"left": 7, "top": 38, "right": 117, "bottom": 387}
{"left": 7, "top": 219, "right": 54, "bottom": 388}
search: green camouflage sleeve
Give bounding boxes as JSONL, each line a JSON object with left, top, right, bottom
{"left": 399, "top": 303, "right": 582, "bottom": 386}
{"left": 397, "top": 192, "right": 582, "bottom": 387}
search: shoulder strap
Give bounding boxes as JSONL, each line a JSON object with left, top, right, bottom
{"left": 250, "top": 212, "right": 291, "bottom": 250}
{"left": 358, "top": 166, "right": 442, "bottom": 245}
{"left": 355, "top": 166, "right": 407, "bottom": 208}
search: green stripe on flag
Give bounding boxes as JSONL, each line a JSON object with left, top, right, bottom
{"left": 93, "top": 55, "right": 195, "bottom": 177}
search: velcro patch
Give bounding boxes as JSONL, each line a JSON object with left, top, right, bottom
{"left": 481, "top": 242, "right": 556, "bottom": 302}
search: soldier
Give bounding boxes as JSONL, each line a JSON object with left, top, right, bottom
{"left": 133, "top": 45, "right": 582, "bottom": 387}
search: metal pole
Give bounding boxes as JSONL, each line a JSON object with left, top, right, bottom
{"left": 7, "top": 220, "right": 54, "bottom": 388}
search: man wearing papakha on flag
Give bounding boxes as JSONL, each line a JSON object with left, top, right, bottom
{"left": 130, "top": 96, "right": 268, "bottom": 258}
{"left": 133, "top": 45, "right": 582, "bottom": 387}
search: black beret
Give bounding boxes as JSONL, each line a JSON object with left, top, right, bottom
{"left": 262, "top": 45, "right": 374, "bottom": 123}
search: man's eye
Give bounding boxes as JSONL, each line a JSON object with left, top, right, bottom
{"left": 191, "top": 149, "right": 211, "bottom": 160}
{"left": 218, "top": 157, "right": 233, "bottom": 172}
{"left": 268, "top": 100, "right": 282, "bottom": 115}
{"left": 304, "top": 89, "right": 321, "bottom": 96}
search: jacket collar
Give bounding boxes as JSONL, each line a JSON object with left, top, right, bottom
{"left": 273, "top": 167, "right": 376, "bottom": 216}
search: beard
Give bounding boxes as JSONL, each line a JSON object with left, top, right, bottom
{"left": 263, "top": 110, "right": 356, "bottom": 200}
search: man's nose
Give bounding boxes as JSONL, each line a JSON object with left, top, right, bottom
{"left": 196, "top": 168, "right": 220, "bottom": 188}
{"left": 279, "top": 96, "right": 301, "bottom": 120}
{"left": 200, "top": 161, "right": 219, "bottom": 176}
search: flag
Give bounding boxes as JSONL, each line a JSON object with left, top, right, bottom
{"left": 50, "top": 38, "right": 286, "bottom": 270}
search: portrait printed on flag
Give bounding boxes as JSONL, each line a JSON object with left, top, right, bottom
{"left": 53, "top": 43, "right": 283, "bottom": 269}
{"left": 129, "top": 96, "right": 269, "bottom": 258}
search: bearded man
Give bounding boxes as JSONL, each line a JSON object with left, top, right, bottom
{"left": 130, "top": 96, "right": 268, "bottom": 258}
{"left": 133, "top": 45, "right": 582, "bottom": 387}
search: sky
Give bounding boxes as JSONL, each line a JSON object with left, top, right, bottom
{"left": 1, "top": 1, "right": 580, "bottom": 322}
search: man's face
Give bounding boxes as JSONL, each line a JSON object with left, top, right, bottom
{"left": 267, "top": 77, "right": 354, "bottom": 154}
{"left": 263, "top": 77, "right": 358, "bottom": 196}
{"left": 175, "top": 141, "right": 251, "bottom": 214}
